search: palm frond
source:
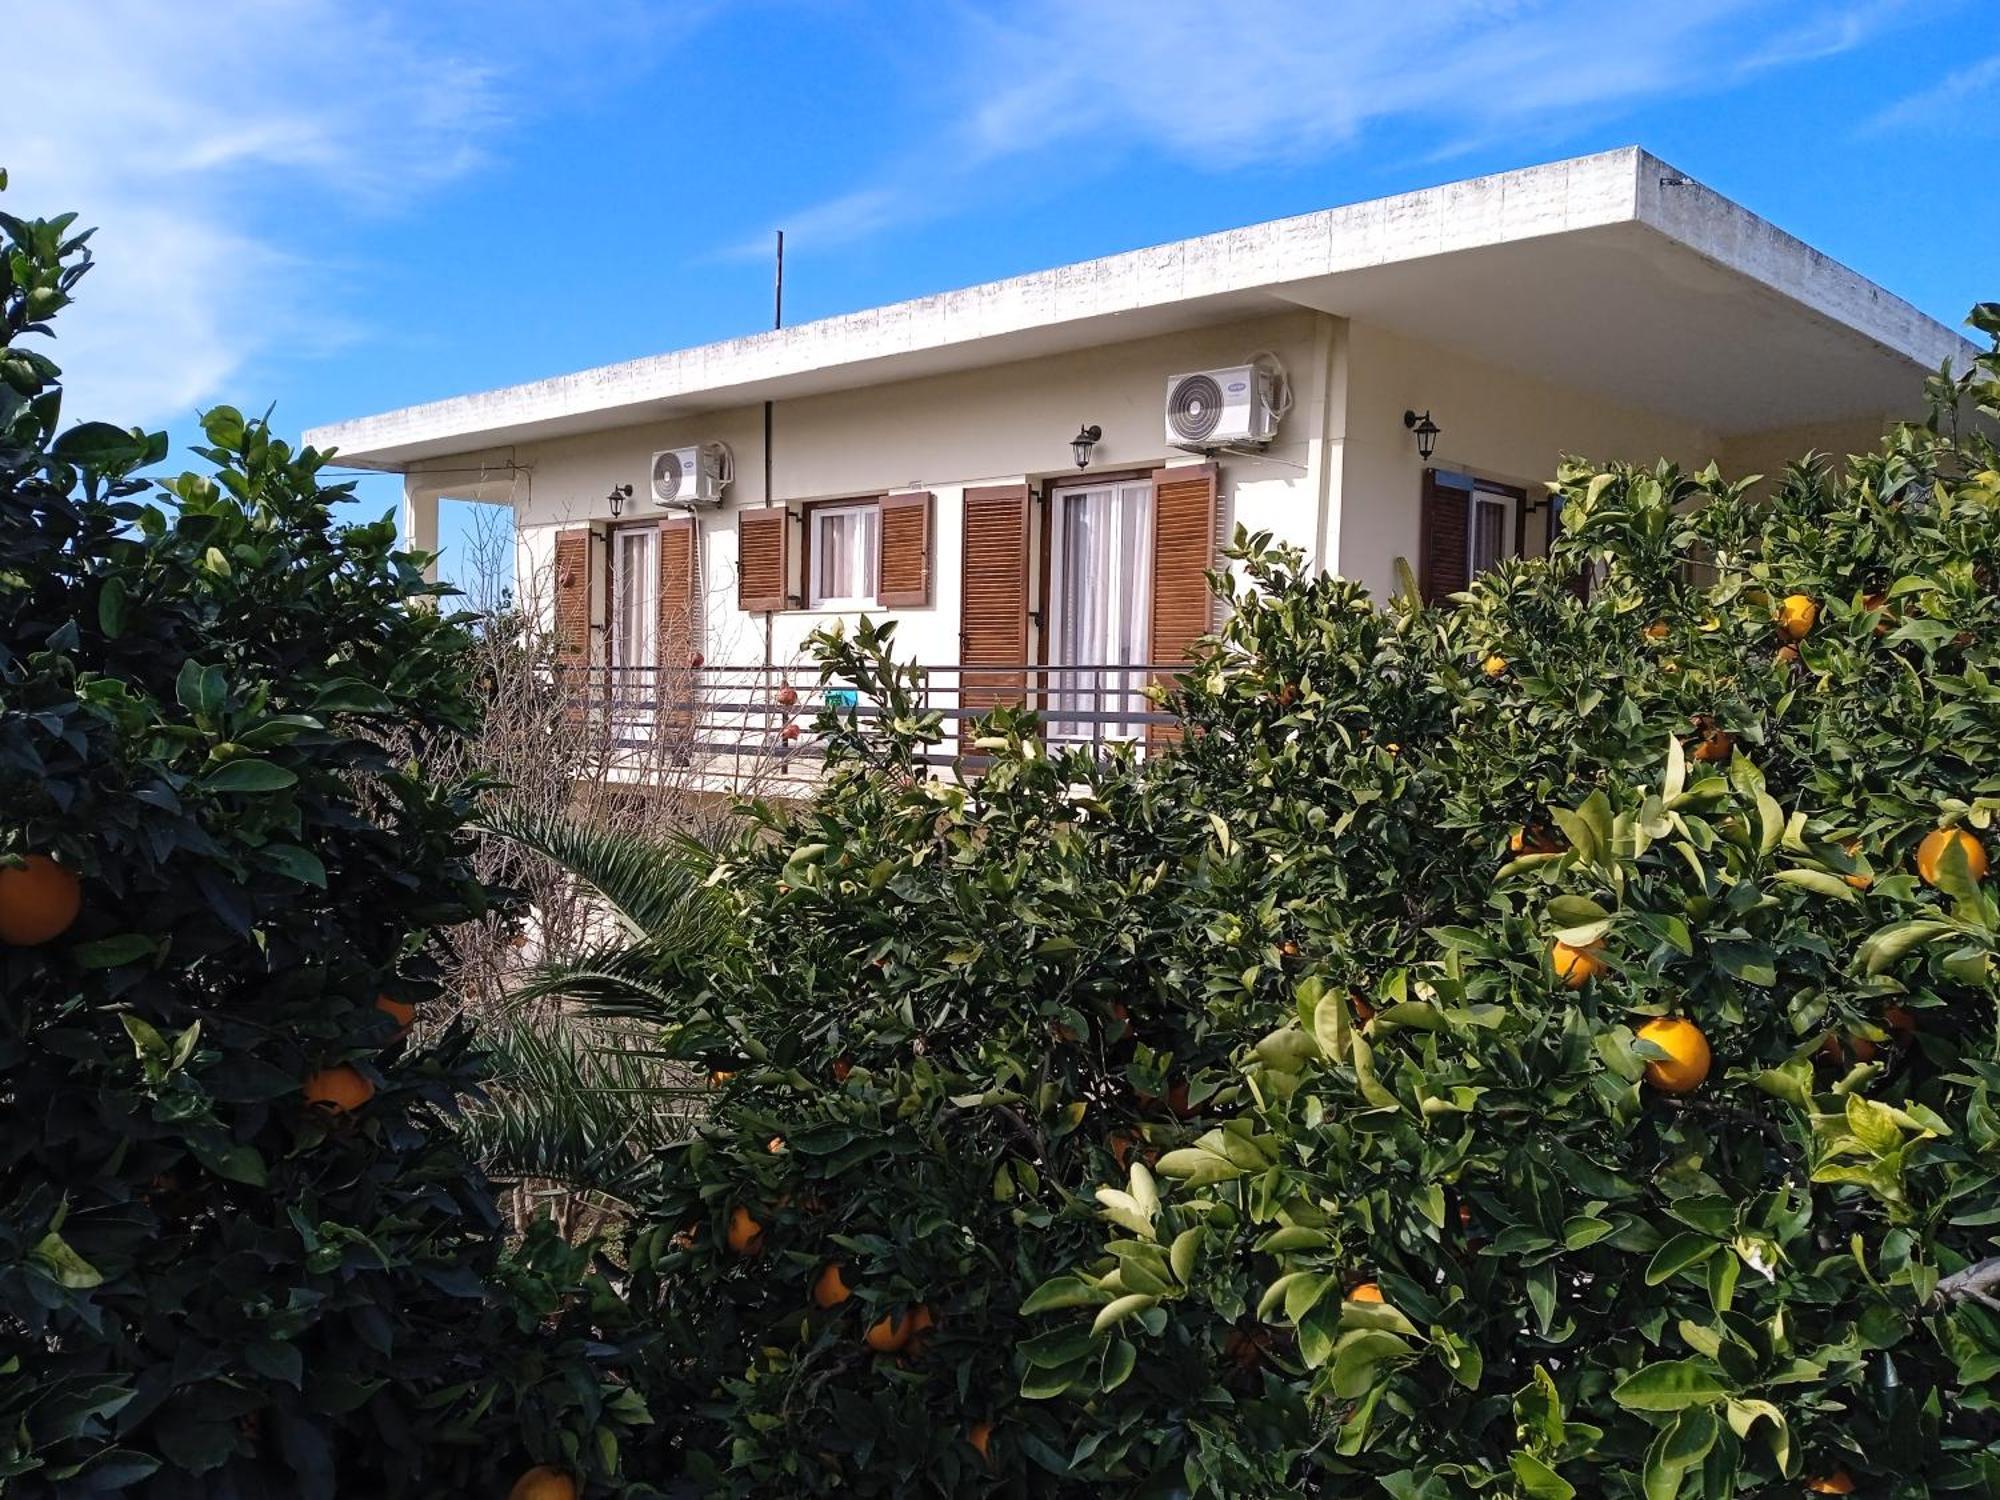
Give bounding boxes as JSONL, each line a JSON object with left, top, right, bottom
{"left": 482, "top": 804, "right": 729, "bottom": 951}
{"left": 458, "top": 1009, "right": 702, "bottom": 1201}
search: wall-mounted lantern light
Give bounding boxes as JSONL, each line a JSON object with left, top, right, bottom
{"left": 1071, "top": 423, "right": 1102, "bottom": 470}
{"left": 1403, "top": 409, "right": 1441, "bottom": 462}
{"left": 607, "top": 482, "right": 633, "bottom": 519}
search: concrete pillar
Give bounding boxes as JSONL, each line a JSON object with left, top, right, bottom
{"left": 401, "top": 477, "right": 440, "bottom": 583}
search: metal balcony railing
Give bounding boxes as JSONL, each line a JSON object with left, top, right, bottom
{"left": 552, "top": 661, "right": 1181, "bottom": 773}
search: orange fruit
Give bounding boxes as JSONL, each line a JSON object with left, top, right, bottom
{"left": 303, "top": 1065, "right": 375, "bottom": 1115}
{"left": 1351, "top": 993, "right": 1377, "bottom": 1024}
{"left": 375, "top": 994, "right": 415, "bottom": 1040}
{"left": 1690, "top": 727, "right": 1735, "bottom": 763}
{"left": 1108, "top": 1131, "right": 1136, "bottom": 1169}
{"left": 1916, "top": 827, "right": 1988, "bottom": 887}
{"left": 1818, "top": 1032, "right": 1877, "bottom": 1066}
{"left": 832, "top": 1056, "right": 853, "bottom": 1083}
{"left": 725, "top": 1206, "right": 765, "bottom": 1256}
{"left": 1636, "top": 1017, "right": 1711, "bottom": 1093}
{"left": 1348, "top": 1282, "right": 1384, "bottom": 1303}
{"left": 1166, "top": 1080, "right": 1194, "bottom": 1118}
{"left": 767, "top": 1135, "right": 786, "bottom": 1154}
{"left": 1839, "top": 839, "right": 1871, "bottom": 890}
{"left": 1550, "top": 939, "right": 1606, "bottom": 989}
{"left": 507, "top": 1466, "right": 578, "bottom": 1500}
{"left": 905, "top": 1303, "right": 937, "bottom": 1355}
{"left": 1481, "top": 654, "right": 1507, "bottom": 677}
{"left": 812, "top": 1263, "right": 852, "bottom": 1309}
{"left": 707, "top": 1069, "right": 734, "bottom": 1088}
{"left": 669, "top": 1223, "right": 699, "bottom": 1252}
{"left": 1805, "top": 1470, "right": 1855, "bottom": 1495}
{"left": 1775, "top": 642, "right": 1800, "bottom": 667}
{"left": 864, "top": 1306, "right": 926, "bottom": 1353}
{"left": 1509, "top": 825, "right": 1562, "bottom": 856}
{"left": 1643, "top": 622, "right": 1670, "bottom": 641}
{"left": 0, "top": 854, "right": 82, "bottom": 946}
{"left": 1776, "top": 593, "right": 1818, "bottom": 640}
{"left": 967, "top": 1421, "right": 993, "bottom": 1462}
{"left": 1884, "top": 1004, "right": 1918, "bottom": 1039}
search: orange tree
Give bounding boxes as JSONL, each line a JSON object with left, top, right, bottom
{"left": 590, "top": 618, "right": 1316, "bottom": 1495}
{"left": 577, "top": 324, "right": 2000, "bottom": 1492}
{"left": 1024, "top": 313, "right": 2000, "bottom": 1495}
{"left": 0, "top": 185, "right": 656, "bottom": 1495}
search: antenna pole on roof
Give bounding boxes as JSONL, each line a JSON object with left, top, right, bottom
{"left": 762, "top": 229, "right": 784, "bottom": 669}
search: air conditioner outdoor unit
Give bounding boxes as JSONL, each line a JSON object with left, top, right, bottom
{"left": 1163, "top": 363, "right": 1278, "bottom": 450}
{"left": 649, "top": 443, "right": 733, "bottom": 507}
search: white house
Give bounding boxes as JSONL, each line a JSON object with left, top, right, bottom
{"left": 306, "top": 147, "right": 1973, "bottom": 774}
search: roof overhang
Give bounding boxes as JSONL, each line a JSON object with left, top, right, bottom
{"left": 305, "top": 147, "right": 1976, "bottom": 470}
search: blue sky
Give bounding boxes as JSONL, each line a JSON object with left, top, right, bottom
{"left": 15, "top": 1, "right": 1997, "bottom": 596}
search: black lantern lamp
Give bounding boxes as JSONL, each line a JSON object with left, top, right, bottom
{"left": 607, "top": 482, "right": 633, "bottom": 519}
{"left": 1403, "top": 409, "right": 1440, "bottom": 462}
{"left": 1071, "top": 423, "right": 1102, "bottom": 470}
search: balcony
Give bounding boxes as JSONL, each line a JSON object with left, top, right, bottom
{"left": 549, "top": 662, "right": 1180, "bottom": 796}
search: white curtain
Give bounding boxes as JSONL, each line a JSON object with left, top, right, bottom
{"left": 612, "top": 529, "right": 657, "bottom": 729}
{"left": 815, "top": 507, "right": 878, "bottom": 604}
{"left": 1470, "top": 494, "right": 1508, "bottom": 576}
{"left": 1054, "top": 481, "right": 1152, "bottom": 739}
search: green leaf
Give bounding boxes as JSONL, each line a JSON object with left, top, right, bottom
{"left": 1645, "top": 1232, "right": 1719, "bottom": 1285}
{"left": 1091, "top": 1293, "right": 1158, "bottom": 1337}
{"left": 1772, "top": 868, "right": 1859, "bottom": 903}
{"left": 1612, "top": 1359, "right": 1729, "bottom": 1411}
{"left": 202, "top": 759, "right": 299, "bottom": 793}
{"left": 262, "top": 845, "right": 327, "bottom": 887}
{"left": 1020, "top": 1276, "right": 1104, "bottom": 1314}
{"left": 51, "top": 420, "right": 152, "bottom": 468}
{"left": 31, "top": 1231, "right": 104, "bottom": 1289}
{"left": 1857, "top": 920, "right": 1955, "bottom": 976}
{"left": 1511, "top": 1452, "right": 1576, "bottom": 1500}
{"left": 311, "top": 677, "right": 396, "bottom": 715}
{"left": 74, "top": 934, "right": 156, "bottom": 969}
{"left": 1331, "top": 1328, "right": 1411, "bottom": 1399}
{"left": 97, "top": 576, "right": 127, "bottom": 637}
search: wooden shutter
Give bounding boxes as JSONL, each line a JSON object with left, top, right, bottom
{"left": 1146, "top": 465, "right": 1220, "bottom": 747}
{"left": 1418, "top": 469, "right": 1471, "bottom": 604}
{"left": 738, "top": 508, "right": 788, "bottom": 612}
{"left": 553, "top": 529, "right": 591, "bottom": 661}
{"left": 657, "top": 516, "right": 699, "bottom": 665}
{"left": 877, "top": 491, "right": 933, "bottom": 607}
{"left": 959, "top": 484, "right": 1030, "bottom": 743}
{"left": 1149, "top": 464, "right": 1219, "bottom": 665}
{"left": 657, "top": 516, "right": 699, "bottom": 743}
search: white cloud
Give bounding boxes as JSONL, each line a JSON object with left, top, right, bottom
{"left": 1865, "top": 51, "right": 2000, "bottom": 134}
{"left": 8, "top": 0, "right": 685, "bottom": 430}
{"left": 754, "top": 0, "right": 1917, "bottom": 252}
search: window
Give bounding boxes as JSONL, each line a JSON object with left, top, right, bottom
{"left": 610, "top": 525, "right": 658, "bottom": 730}
{"left": 807, "top": 501, "right": 879, "bottom": 608}
{"left": 1469, "top": 488, "right": 1512, "bottom": 576}
{"left": 1047, "top": 478, "right": 1154, "bottom": 741}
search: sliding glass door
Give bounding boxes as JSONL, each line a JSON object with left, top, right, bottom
{"left": 1048, "top": 478, "right": 1153, "bottom": 742}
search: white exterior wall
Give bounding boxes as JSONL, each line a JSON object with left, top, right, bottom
{"left": 409, "top": 308, "right": 1919, "bottom": 670}
{"left": 1332, "top": 321, "right": 1726, "bottom": 602}
{"left": 469, "top": 312, "right": 1329, "bottom": 669}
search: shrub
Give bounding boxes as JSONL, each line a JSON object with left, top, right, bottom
{"left": 0, "top": 184, "right": 653, "bottom": 1495}
{"left": 1024, "top": 312, "right": 2000, "bottom": 1495}
{"left": 548, "top": 311, "right": 2000, "bottom": 1496}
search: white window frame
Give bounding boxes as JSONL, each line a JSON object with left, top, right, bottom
{"left": 1046, "top": 477, "right": 1155, "bottom": 743}
{"left": 806, "top": 500, "right": 880, "bottom": 610}
{"left": 610, "top": 524, "right": 659, "bottom": 732}
{"left": 1467, "top": 485, "right": 1516, "bottom": 579}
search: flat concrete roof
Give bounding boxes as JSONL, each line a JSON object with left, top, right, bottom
{"left": 307, "top": 147, "right": 1976, "bottom": 469}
